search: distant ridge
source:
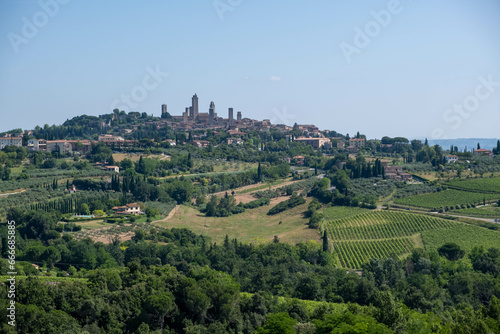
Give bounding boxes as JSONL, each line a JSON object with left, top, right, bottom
{"left": 415, "top": 138, "right": 499, "bottom": 151}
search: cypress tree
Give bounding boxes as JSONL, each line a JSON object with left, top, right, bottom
{"left": 201, "top": 237, "right": 207, "bottom": 253}
{"left": 322, "top": 230, "right": 329, "bottom": 252}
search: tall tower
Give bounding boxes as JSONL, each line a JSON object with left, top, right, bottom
{"left": 192, "top": 94, "right": 199, "bottom": 121}
{"left": 228, "top": 108, "right": 234, "bottom": 126}
{"left": 161, "top": 104, "right": 168, "bottom": 119}
{"left": 237, "top": 111, "right": 242, "bottom": 121}
{"left": 209, "top": 101, "right": 215, "bottom": 126}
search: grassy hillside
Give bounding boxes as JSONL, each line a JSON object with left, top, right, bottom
{"left": 154, "top": 198, "right": 320, "bottom": 245}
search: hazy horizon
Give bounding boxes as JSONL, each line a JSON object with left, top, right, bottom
{"left": 1, "top": 0, "right": 499, "bottom": 139}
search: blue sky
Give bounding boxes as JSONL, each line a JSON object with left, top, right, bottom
{"left": 1, "top": 0, "right": 500, "bottom": 139}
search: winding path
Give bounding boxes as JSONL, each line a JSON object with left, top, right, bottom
{"left": 154, "top": 205, "right": 180, "bottom": 223}
{"left": 0, "top": 189, "right": 26, "bottom": 197}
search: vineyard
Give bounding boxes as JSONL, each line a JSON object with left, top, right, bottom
{"left": 445, "top": 177, "right": 500, "bottom": 194}
{"left": 452, "top": 205, "right": 500, "bottom": 218}
{"left": 393, "top": 189, "right": 500, "bottom": 209}
{"left": 322, "top": 206, "right": 369, "bottom": 221}
{"left": 323, "top": 211, "right": 458, "bottom": 268}
{"left": 335, "top": 238, "right": 414, "bottom": 269}
{"left": 422, "top": 224, "right": 500, "bottom": 253}
{"left": 324, "top": 211, "right": 456, "bottom": 240}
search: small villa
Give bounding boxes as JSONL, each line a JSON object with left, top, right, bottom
{"left": 112, "top": 203, "right": 142, "bottom": 215}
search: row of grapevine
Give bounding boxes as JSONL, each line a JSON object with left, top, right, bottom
{"left": 421, "top": 224, "right": 500, "bottom": 254}
{"left": 393, "top": 189, "right": 500, "bottom": 209}
{"left": 324, "top": 211, "right": 455, "bottom": 241}
{"left": 445, "top": 177, "right": 500, "bottom": 194}
{"left": 335, "top": 238, "right": 414, "bottom": 269}
{"left": 330, "top": 211, "right": 447, "bottom": 228}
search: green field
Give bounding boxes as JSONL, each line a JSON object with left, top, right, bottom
{"left": 422, "top": 224, "right": 500, "bottom": 253}
{"left": 393, "top": 189, "right": 500, "bottom": 209}
{"left": 323, "top": 211, "right": 457, "bottom": 268}
{"left": 445, "top": 177, "right": 500, "bottom": 194}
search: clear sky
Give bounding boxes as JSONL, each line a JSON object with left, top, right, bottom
{"left": 1, "top": 0, "right": 500, "bottom": 139}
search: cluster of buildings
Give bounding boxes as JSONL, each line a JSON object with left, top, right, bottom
{"left": 383, "top": 164, "right": 413, "bottom": 181}
{"left": 0, "top": 136, "right": 22, "bottom": 150}
{"left": 11, "top": 134, "right": 130, "bottom": 154}
{"left": 154, "top": 94, "right": 331, "bottom": 136}
{"left": 445, "top": 149, "right": 494, "bottom": 164}
{"left": 162, "top": 94, "right": 244, "bottom": 130}
{"left": 289, "top": 136, "right": 366, "bottom": 152}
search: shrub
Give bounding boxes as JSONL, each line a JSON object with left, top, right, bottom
{"left": 267, "top": 194, "right": 306, "bottom": 215}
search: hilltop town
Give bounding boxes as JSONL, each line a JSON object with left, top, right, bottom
{"left": 2, "top": 95, "right": 500, "bottom": 333}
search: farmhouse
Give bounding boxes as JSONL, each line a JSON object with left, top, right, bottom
{"left": 98, "top": 134, "right": 125, "bottom": 142}
{"left": 104, "top": 166, "right": 120, "bottom": 173}
{"left": 445, "top": 155, "right": 458, "bottom": 163}
{"left": 293, "top": 155, "right": 305, "bottom": 165}
{"left": 0, "top": 136, "right": 22, "bottom": 149}
{"left": 227, "top": 138, "right": 244, "bottom": 145}
{"left": 473, "top": 149, "right": 493, "bottom": 156}
{"left": 348, "top": 138, "right": 366, "bottom": 148}
{"left": 294, "top": 137, "right": 331, "bottom": 149}
{"left": 192, "top": 140, "right": 210, "bottom": 148}
{"left": 112, "top": 203, "right": 142, "bottom": 215}
{"left": 384, "top": 165, "right": 413, "bottom": 181}
{"left": 46, "top": 140, "right": 73, "bottom": 155}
